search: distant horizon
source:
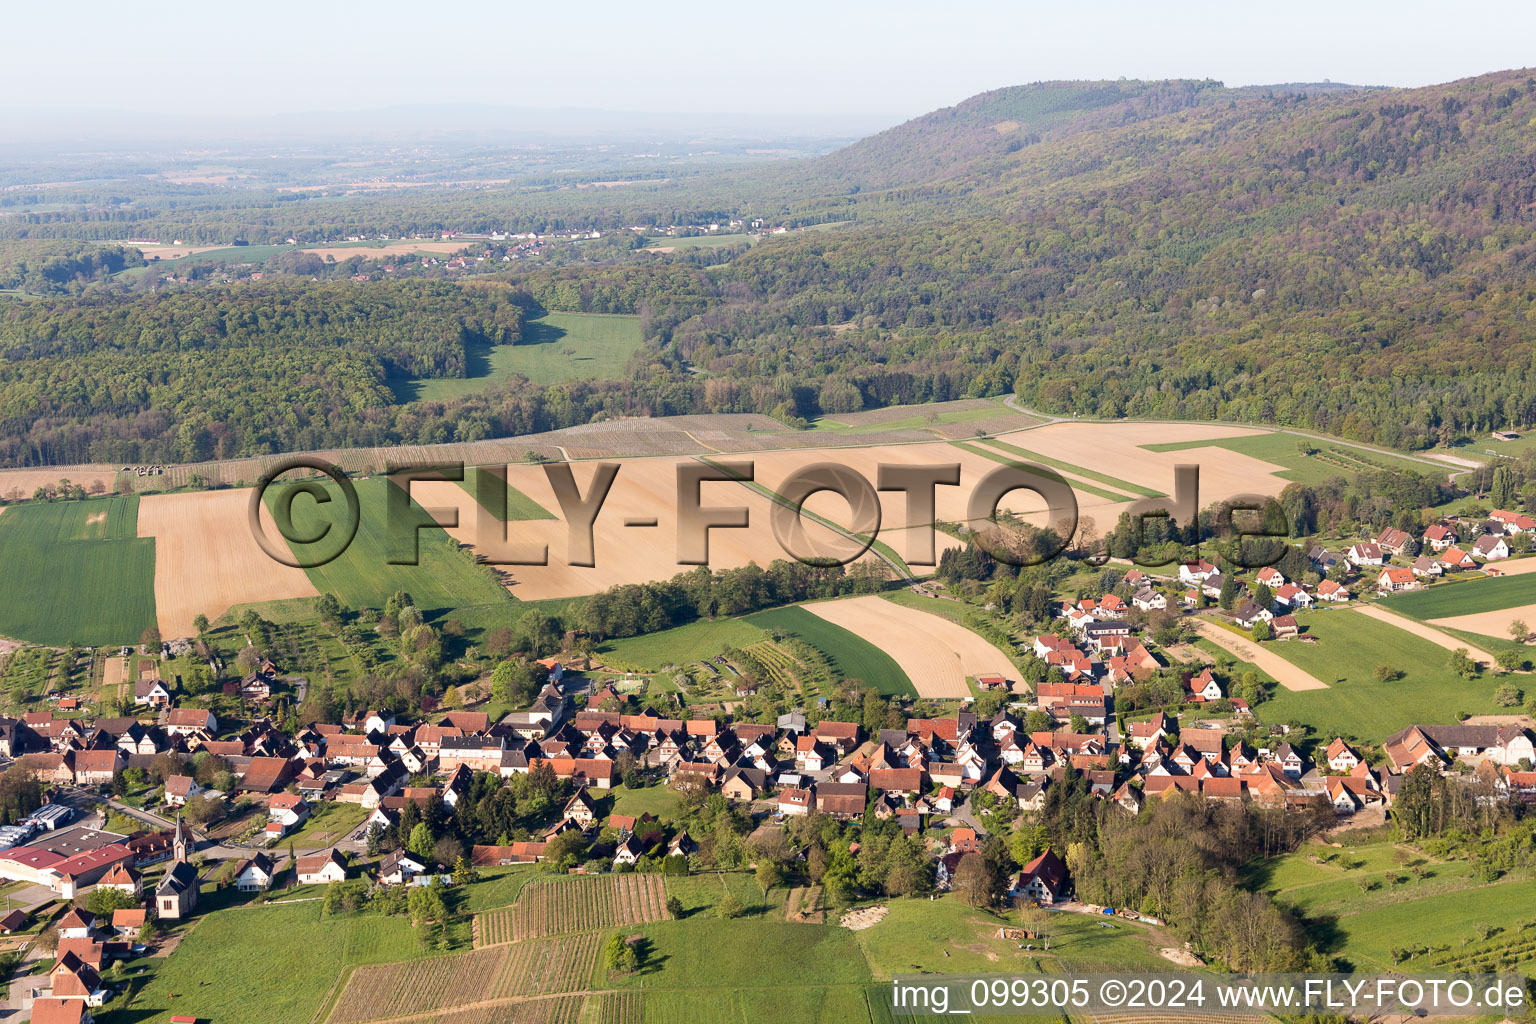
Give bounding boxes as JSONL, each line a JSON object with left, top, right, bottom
{"left": 5, "top": 0, "right": 1535, "bottom": 128}
{"left": 0, "top": 72, "right": 1505, "bottom": 150}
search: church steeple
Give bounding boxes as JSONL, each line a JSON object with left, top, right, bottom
{"left": 173, "top": 813, "right": 190, "bottom": 861}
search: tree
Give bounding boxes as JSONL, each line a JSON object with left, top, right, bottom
{"left": 1373, "top": 664, "right": 1402, "bottom": 683}
{"left": 755, "top": 859, "right": 781, "bottom": 895}
{"left": 1251, "top": 619, "right": 1273, "bottom": 642}
{"left": 717, "top": 892, "right": 743, "bottom": 919}
{"left": 1448, "top": 648, "right": 1478, "bottom": 678}
{"left": 407, "top": 883, "right": 448, "bottom": 928}
{"left": 952, "top": 852, "right": 1001, "bottom": 908}
{"left": 665, "top": 895, "right": 684, "bottom": 919}
{"left": 407, "top": 822, "right": 436, "bottom": 862}
{"left": 141, "top": 626, "right": 161, "bottom": 649}
{"left": 604, "top": 932, "right": 639, "bottom": 974}
{"left": 365, "top": 822, "right": 384, "bottom": 857}
{"left": 453, "top": 855, "right": 478, "bottom": 885}
{"left": 192, "top": 613, "right": 210, "bottom": 635}
{"left": 184, "top": 793, "right": 222, "bottom": 827}
{"left": 323, "top": 881, "right": 344, "bottom": 915}
{"left": 1509, "top": 619, "right": 1528, "bottom": 644}
{"left": 85, "top": 886, "right": 140, "bottom": 915}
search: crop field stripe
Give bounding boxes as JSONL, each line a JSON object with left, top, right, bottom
{"left": 975, "top": 436, "right": 1164, "bottom": 497}
{"left": 0, "top": 496, "right": 157, "bottom": 645}
{"left": 458, "top": 467, "right": 558, "bottom": 522}
{"left": 949, "top": 440, "right": 1139, "bottom": 503}
{"left": 1380, "top": 572, "right": 1536, "bottom": 619}
{"left": 268, "top": 476, "right": 512, "bottom": 611}
{"left": 478, "top": 875, "right": 670, "bottom": 943}
{"left": 744, "top": 605, "right": 915, "bottom": 697}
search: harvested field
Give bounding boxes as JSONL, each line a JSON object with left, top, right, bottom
{"left": 475, "top": 874, "right": 669, "bottom": 944}
{"left": 802, "top": 595, "right": 1014, "bottom": 698}
{"left": 994, "top": 420, "right": 1291, "bottom": 511}
{"left": 1429, "top": 602, "right": 1536, "bottom": 641}
{"left": 1190, "top": 618, "right": 1329, "bottom": 691}
{"left": 0, "top": 466, "right": 118, "bottom": 499}
{"left": 1487, "top": 557, "right": 1536, "bottom": 576}
{"left": 325, "top": 934, "right": 599, "bottom": 1024}
{"left": 407, "top": 461, "right": 862, "bottom": 601}
{"left": 785, "top": 885, "right": 825, "bottom": 923}
{"left": 127, "top": 243, "right": 223, "bottom": 260}
{"left": 139, "top": 488, "right": 319, "bottom": 637}
{"left": 1354, "top": 604, "right": 1498, "bottom": 667}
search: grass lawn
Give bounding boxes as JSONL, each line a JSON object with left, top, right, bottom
{"left": 598, "top": 618, "right": 768, "bottom": 671}
{"left": 455, "top": 466, "right": 555, "bottom": 521}
{"left": 1380, "top": 572, "right": 1536, "bottom": 619}
{"left": 745, "top": 605, "right": 915, "bottom": 697}
{"left": 604, "top": 917, "right": 871, "bottom": 992}
{"left": 643, "top": 233, "right": 755, "bottom": 249}
{"left": 268, "top": 476, "right": 512, "bottom": 613}
{"left": 855, "top": 895, "right": 1167, "bottom": 980}
{"left": 1246, "top": 840, "right": 1491, "bottom": 919}
{"left": 1139, "top": 430, "right": 1437, "bottom": 484}
{"left": 603, "top": 783, "right": 683, "bottom": 822}
{"left": 108, "top": 898, "right": 434, "bottom": 1024}
{"left": 284, "top": 801, "right": 368, "bottom": 848}
{"left": 396, "top": 311, "right": 643, "bottom": 399}
{"left": 810, "top": 402, "right": 1014, "bottom": 435}
{"left": 1257, "top": 610, "right": 1509, "bottom": 743}
{"left": 1327, "top": 878, "right": 1536, "bottom": 972}
{"left": 0, "top": 495, "right": 157, "bottom": 645}
{"left": 462, "top": 865, "right": 541, "bottom": 912}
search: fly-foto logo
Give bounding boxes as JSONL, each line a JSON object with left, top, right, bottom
{"left": 247, "top": 456, "right": 1287, "bottom": 570}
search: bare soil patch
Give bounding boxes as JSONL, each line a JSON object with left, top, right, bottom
{"left": 1429, "top": 602, "right": 1536, "bottom": 644}
{"left": 803, "top": 595, "right": 1014, "bottom": 698}
{"left": 138, "top": 488, "right": 318, "bottom": 637}
{"left": 839, "top": 905, "right": 888, "bottom": 930}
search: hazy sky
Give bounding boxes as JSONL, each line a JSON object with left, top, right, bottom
{"left": 10, "top": 0, "right": 1535, "bottom": 124}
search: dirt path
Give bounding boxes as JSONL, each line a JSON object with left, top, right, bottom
{"left": 1190, "top": 618, "right": 1330, "bottom": 691}
{"left": 1353, "top": 604, "right": 1498, "bottom": 667}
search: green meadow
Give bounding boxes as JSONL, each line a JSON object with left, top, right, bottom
{"left": 267, "top": 476, "right": 511, "bottom": 612}
{"left": 397, "top": 310, "right": 644, "bottom": 399}
{"left": 1139, "top": 430, "right": 1435, "bottom": 484}
{"left": 0, "top": 496, "right": 157, "bottom": 645}
{"left": 1380, "top": 572, "right": 1536, "bottom": 620}
{"left": 1257, "top": 610, "right": 1508, "bottom": 743}
{"left": 746, "top": 605, "right": 915, "bottom": 696}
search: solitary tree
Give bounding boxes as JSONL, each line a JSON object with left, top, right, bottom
{"left": 1509, "top": 619, "right": 1528, "bottom": 644}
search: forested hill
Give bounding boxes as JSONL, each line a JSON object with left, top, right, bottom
{"left": 6, "top": 71, "right": 1536, "bottom": 465}
{"left": 653, "top": 68, "right": 1536, "bottom": 448}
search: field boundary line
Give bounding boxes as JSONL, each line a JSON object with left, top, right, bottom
{"left": 1353, "top": 604, "right": 1499, "bottom": 667}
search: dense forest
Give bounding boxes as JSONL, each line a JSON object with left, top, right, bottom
{"left": 5, "top": 70, "right": 1536, "bottom": 464}
{"left": 0, "top": 279, "right": 521, "bottom": 465}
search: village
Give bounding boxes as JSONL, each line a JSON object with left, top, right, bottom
{"left": 1, "top": 509, "right": 1533, "bottom": 1021}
